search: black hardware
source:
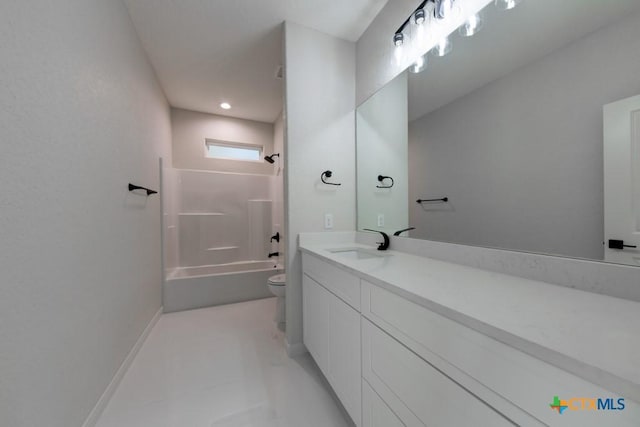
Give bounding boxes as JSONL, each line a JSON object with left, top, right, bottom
{"left": 268, "top": 252, "right": 280, "bottom": 258}
{"left": 363, "top": 229, "right": 390, "bottom": 251}
{"left": 321, "top": 170, "right": 341, "bottom": 186}
{"left": 416, "top": 197, "right": 448, "bottom": 203}
{"left": 264, "top": 153, "right": 280, "bottom": 164}
{"left": 128, "top": 183, "right": 158, "bottom": 196}
{"left": 377, "top": 175, "right": 395, "bottom": 189}
{"left": 393, "top": 1, "right": 460, "bottom": 46}
{"left": 608, "top": 239, "right": 637, "bottom": 250}
{"left": 270, "top": 232, "right": 280, "bottom": 243}
{"left": 393, "top": 227, "right": 416, "bottom": 236}
{"left": 394, "top": 1, "right": 430, "bottom": 38}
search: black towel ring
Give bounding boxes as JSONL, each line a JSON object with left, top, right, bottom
{"left": 321, "top": 170, "right": 341, "bottom": 186}
{"left": 376, "top": 175, "right": 394, "bottom": 189}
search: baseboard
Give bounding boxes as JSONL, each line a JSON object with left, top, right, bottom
{"left": 285, "top": 337, "right": 308, "bottom": 358}
{"left": 82, "top": 306, "right": 163, "bottom": 427}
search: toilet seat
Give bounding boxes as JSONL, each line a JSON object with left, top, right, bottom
{"left": 268, "top": 274, "right": 286, "bottom": 286}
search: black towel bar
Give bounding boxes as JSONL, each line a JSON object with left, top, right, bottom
{"left": 128, "top": 183, "right": 158, "bottom": 196}
{"left": 416, "top": 197, "right": 448, "bottom": 203}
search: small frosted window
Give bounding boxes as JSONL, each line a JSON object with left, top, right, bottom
{"left": 205, "top": 139, "right": 262, "bottom": 161}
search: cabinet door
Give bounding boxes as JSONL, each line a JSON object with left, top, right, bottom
{"left": 363, "top": 381, "right": 405, "bottom": 427}
{"left": 327, "top": 294, "right": 362, "bottom": 426}
{"left": 302, "top": 253, "right": 361, "bottom": 309}
{"left": 303, "top": 273, "right": 329, "bottom": 372}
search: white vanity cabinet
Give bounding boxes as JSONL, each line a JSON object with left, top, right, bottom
{"left": 302, "top": 254, "right": 362, "bottom": 426}
{"left": 359, "top": 280, "right": 639, "bottom": 427}
{"left": 361, "top": 318, "right": 513, "bottom": 427}
{"left": 301, "top": 250, "right": 639, "bottom": 427}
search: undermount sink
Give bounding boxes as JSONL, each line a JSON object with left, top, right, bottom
{"left": 328, "top": 247, "right": 386, "bottom": 260}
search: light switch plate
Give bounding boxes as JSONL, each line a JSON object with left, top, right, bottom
{"left": 377, "top": 214, "right": 385, "bottom": 227}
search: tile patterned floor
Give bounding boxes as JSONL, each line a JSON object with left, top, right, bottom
{"left": 96, "top": 298, "right": 352, "bottom": 427}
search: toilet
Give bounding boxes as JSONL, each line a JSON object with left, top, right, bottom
{"left": 267, "top": 274, "right": 286, "bottom": 330}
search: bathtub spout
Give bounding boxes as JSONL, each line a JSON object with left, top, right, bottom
{"left": 268, "top": 252, "right": 279, "bottom": 258}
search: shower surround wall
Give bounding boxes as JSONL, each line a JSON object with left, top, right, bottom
{"left": 162, "top": 168, "right": 281, "bottom": 311}
{"left": 164, "top": 107, "right": 283, "bottom": 312}
{"left": 171, "top": 169, "right": 276, "bottom": 267}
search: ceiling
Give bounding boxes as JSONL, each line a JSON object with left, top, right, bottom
{"left": 407, "top": 0, "right": 640, "bottom": 121}
{"left": 124, "top": 0, "right": 388, "bottom": 123}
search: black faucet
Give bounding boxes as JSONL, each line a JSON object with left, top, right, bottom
{"left": 393, "top": 227, "right": 416, "bottom": 236}
{"left": 270, "top": 232, "right": 280, "bottom": 243}
{"left": 268, "top": 252, "right": 279, "bottom": 258}
{"left": 363, "top": 229, "right": 390, "bottom": 251}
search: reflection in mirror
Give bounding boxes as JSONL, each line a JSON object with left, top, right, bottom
{"left": 356, "top": 0, "right": 640, "bottom": 265}
{"left": 356, "top": 73, "right": 409, "bottom": 235}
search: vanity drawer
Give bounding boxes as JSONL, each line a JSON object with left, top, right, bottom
{"left": 361, "top": 281, "right": 639, "bottom": 427}
{"left": 302, "top": 253, "right": 360, "bottom": 310}
{"left": 362, "top": 318, "right": 513, "bottom": 427}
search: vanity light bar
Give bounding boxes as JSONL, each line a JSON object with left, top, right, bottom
{"left": 394, "top": 0, "right": 523, "bottom": 74}
{"left": 393, "top": 0, "right": 522, "bottom": 46}
{"left": 393, "top": 0, "right": 430, "bottom": 45}
{"left": 392, "top": 0, "right": 459, "bottom": 44}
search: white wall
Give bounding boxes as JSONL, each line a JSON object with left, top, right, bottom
{"left": 0, "top": 1, "right": 171, "bottom": 426}
{"left": 284, "top": 22, "right": 356, "bottom": 352}
{"left": 408, "top": 11, "right": 640, "bottom": 260}
{"left": 171, "top": 107, "right": 275, "bottom": 174}
{"left": 356, "top": 72, "right": 408, "bottom": 233}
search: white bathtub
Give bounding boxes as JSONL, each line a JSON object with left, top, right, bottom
{"left": 164, "top": 261, "right": 282, "bottom": 312}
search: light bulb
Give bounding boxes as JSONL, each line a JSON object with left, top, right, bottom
{"left": 431, "top": 36, "right": 452, "bottom": 57}
{"left": 459, "top": 12, "right": 484, "bottom": 37}
{"left": 495, "top": 0, "right": 523, "bottom": 11}
{"left": 393, "top": 32, "right": 404, "bottom": 47}
{"left": 220, "top": 102, "right": 231, "bottom": 110}
{"left": 414, "top": 8, "right": 426, "bottom": 25}
{"left": 409, "top": 55, "right": 427, "bottom": 74}
{"left": 435, "top": 0, "right": 457, "bottom": 20}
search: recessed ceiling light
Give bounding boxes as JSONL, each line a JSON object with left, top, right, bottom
{"left": 220, "top": 102, "right": 231, "bottom": 110}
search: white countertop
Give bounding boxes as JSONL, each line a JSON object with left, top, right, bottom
{"left": 299, "top": 240, "right": 640, "bottom": 403}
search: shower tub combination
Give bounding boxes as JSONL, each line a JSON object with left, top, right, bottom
{"left": 162, "top": 168, "right": 284, "bottom": 313}
{"left": 164, "top": 261, "right": 282, "bottom": 313}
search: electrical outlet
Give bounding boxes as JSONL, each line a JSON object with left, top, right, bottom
{"left": 377, "top": 214, "right": 385, "bottom": 227}
{"left": 324, "top": 213, "right": 334, "bottom": 229}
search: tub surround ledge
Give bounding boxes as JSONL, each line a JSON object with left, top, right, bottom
{"left": 163, "top": 263, "right": 282, "bottom": 312}
{"left": 298, "top": 232, "right": 640, "bottom": 404}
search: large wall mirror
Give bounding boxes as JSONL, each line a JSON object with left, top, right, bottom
{"left": 356, "top": 0, "right": 640, "bottom": 266}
